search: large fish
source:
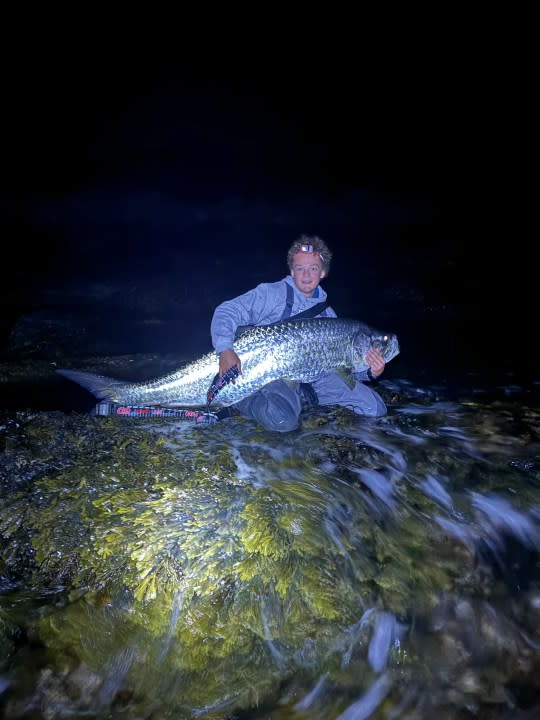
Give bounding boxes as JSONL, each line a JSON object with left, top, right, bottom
{"left": 56, "top": 318, "right": 400, "bottom": 409}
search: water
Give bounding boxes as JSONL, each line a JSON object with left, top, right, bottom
{"left": 1, "top": 377, "right": 539, "bottom": 719}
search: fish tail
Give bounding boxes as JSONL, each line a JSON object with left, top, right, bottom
{"left": 56, "top": 369, "right": 125, "bottom": 401}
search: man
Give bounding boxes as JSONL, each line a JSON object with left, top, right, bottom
{"left": 211, "top": 235, "right": 387, "bottom": 431}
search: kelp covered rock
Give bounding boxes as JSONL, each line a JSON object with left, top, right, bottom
{"left": 1, "top": 386, "right": 540, "bottom": 718}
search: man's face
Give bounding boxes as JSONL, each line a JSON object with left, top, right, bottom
{"left": 290, "top": 252, "right": 325, "bottom": 297}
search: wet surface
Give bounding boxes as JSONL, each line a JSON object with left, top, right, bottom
{"left": 1, "top": 366, "right": 539, "bottom": 719}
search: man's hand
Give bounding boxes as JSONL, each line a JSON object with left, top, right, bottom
{"left": 219, "top": 349, "right": 242, "bottom": 381}
{"left": 366, "top": 347, "right": 385, "bottom": 378}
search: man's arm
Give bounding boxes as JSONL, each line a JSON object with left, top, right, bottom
{"left": 218, "top": 348, "right": 241, "bottom": 378}
{"left": 354, "top": 348, "right": 386, "bottom": 382}
{"left": 366, "top": 347, "right": 385, "bottom": 378}
{"left": 211, "top": 282, "right": 284, "bottom": 378}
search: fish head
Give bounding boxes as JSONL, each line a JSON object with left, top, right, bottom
{"left": 351, "top": 327, "right": 400, "bottom": 372}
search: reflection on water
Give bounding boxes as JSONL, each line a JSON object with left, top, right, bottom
{"left": 1, "top": 378, "right": 539, "bottom": 719}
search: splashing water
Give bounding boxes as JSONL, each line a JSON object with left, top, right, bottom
{"left": 1, "top": 377, "right": 540, "bottom": 719}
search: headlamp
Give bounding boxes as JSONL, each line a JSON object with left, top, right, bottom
{"left": 300, "top": 244, "right": 325, "bottom": 262}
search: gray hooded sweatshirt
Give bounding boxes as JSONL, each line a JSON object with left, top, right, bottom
{"left": 211, "top": 275, "right": 336, "bottom": 354}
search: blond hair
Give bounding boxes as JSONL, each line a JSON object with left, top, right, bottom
{"left": 287, "top": 235, "right": 332, "bottom": 275}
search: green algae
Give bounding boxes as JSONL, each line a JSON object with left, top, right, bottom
{"left": 1, "top": 391, "right": 540, "bottom": 718}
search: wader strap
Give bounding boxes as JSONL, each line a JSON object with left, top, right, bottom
{"left": 281, "top": 283, "right": 295, "bottom": 320}
{"left": 287, "top": 300, "right": 329, "bottom": 321}
{"left": 235, "top": 287, "right": 329, "bottom": 338}
{"left": 281, "top": 283, "right": 329, "bottom": 321}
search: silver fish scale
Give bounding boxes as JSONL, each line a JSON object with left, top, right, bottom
{"left": 101, "top": 318, "right": 399, "bottom": 408}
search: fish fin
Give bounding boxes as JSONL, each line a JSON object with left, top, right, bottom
{"left": 335, "top": 368, "right": 357, "bottom": 389}
{"left": 56, "top": 369, "right": 124, "bottom": 401}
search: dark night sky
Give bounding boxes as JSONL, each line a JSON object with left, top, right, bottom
{"left": 2, "top": 37, "right": 535, "bottom": 388}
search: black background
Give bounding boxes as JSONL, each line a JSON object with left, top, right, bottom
{"left": 2, "top": 24, "right": 535, "bottom": 393}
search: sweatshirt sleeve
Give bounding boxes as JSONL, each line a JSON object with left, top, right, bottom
{"left": 210, "top": 283, "right": 283, "bottom": 353}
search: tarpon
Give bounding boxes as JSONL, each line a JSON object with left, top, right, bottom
{"left": 56, "top": 318, "right": 400, "bottom": 409}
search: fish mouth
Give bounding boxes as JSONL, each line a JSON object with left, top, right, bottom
{"left": 372, "top": 335, "right": 394, "bottom": 354}
{"left": 381, "top": 335, "right": 400, "bottom": 361}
